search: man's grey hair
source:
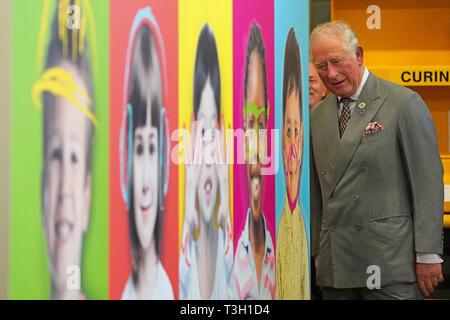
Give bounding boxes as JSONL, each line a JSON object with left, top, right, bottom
{"left": 310, "top": 21, "right": 359, "bottom": 61}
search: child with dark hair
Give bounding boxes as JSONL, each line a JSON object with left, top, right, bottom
{"left": 179, "top": 23, "right": 233, "bottom": 300}
{"left": 120, "top": 8, "right": 173, "bottom": 300}
{"left": 232, "top": 21, "right": 275, "bottom": 300}
{"left": 34, "top": 0, "right": 95, "bottom": 300}
{"left": 276, "top": 27, "right": 309, "bottom": 300}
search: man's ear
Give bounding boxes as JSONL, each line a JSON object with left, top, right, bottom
{"left": 82, "top": 173, "right": 92, "bottom": 233}
{"left": 356, "top": 45, "right": 364, "bottom": 66}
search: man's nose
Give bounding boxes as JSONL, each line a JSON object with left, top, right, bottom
{"left": 327, "top": 64, "right": 339, "bottom": 80}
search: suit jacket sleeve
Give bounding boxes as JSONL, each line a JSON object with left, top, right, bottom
{"left": 310, "top": 133, "right": 322, "bottom": 257}
{"left": 398, "top": 92, "right": 444, "bottom": 255}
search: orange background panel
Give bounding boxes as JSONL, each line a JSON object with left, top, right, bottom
{"left": 331, "top": 0, "right": 450, "bottom": 50}
{"left": 331, "top": 0, "right": 450, "bottom": 66}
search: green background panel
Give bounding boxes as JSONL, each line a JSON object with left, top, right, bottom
{"left": 10, "top": 0, "right": 109, "bottom": 299}
{"left": 0, "top": 0, "right": 11, "bottom": 301}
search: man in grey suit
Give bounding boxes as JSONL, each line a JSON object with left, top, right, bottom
{"left": 309, "top": 21, "right": 444, "bottom": 299}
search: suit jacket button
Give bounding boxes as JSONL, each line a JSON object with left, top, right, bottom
{"left": 361, "top": 166, "right": 367, "bottom": 173}
{"left": 353, "top": 195, "right": 359, "bottom": 201}
{"left": 355, "top": 223, "right": 362, "bottom": 231}
{"left": 322, "top": 170, "right": 327, "bottom": 175}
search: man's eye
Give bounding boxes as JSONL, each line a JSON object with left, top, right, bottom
{"left": 259, "top": 122, "right": 264, "bottom": 130}
{"left": 295, "top": 127, "right": 298, "bottom": 137}
{"left": 287, "top": 128, "right": 291, "bottom": 138}
{"left": 71, "top": 152, "right": 78, "bottom": 164}
{"left": 249, "top": 120, "right": 254, "bottom": 129}
{"left": 318, "top": 63, "right": 326, "bottom": 70}
{"left": 136, "top": 143, "right": 143, "bottom": 156}
{"left": 331, "top": 59, "right": 340, "bottom": 65}
{"left": 51, "top": 149, "right": 62, "bottom": 161}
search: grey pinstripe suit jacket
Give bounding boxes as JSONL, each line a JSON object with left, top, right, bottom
{"left": 310, "top": 71, "right": 444, "bottom": 288}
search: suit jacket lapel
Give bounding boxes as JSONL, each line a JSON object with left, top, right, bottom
{"left": 328, "top": 73, "right": 386, "bottom": 197}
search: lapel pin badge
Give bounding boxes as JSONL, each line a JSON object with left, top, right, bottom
{"left": 358, "top": 102, "right": 365, "bottom": 115}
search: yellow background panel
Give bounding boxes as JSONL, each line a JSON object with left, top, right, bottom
{"left": 178, "top": 0, "right": 233, "bottom": 249}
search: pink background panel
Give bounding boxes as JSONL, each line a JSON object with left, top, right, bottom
{"left": 232, "top": 0, "right": 275, "bottom": 254}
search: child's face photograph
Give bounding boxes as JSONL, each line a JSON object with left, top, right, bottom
{"left": 283, "top": 90, "right": 302, "bottom": 202}
{"left": 197, "top": 79, "right": 219, "bottom": 225}
{"left": 132, "top": 51, "right": 162, "bottom": 250}
{"left": 244, "top": 51, "right": 266, "bottom": 219}
{"left": 42, "top": 61, "right": 91, "bottom": 289}
{"left": 132, "top": 103, "right": 159, "bottom": 250}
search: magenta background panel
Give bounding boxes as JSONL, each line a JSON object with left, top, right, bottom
{"left": 233, "top": 0, "right": 275, "bottom": 253}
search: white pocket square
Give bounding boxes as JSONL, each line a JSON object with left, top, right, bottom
{"left": 363, "top": 122, "right": 384, "bottom": 136}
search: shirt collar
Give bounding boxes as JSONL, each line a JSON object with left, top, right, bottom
{"left": 338, "top": 67, "right": 369, "bottom": 102}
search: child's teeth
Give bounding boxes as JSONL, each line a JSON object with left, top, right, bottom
{"left": 57, "top": 223, "right": 70, "bottom": 239}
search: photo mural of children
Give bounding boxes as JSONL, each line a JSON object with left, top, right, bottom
{"left": 179, "top": 23, "right": 233, "bottom": 300}
{"left": 232, "top": 22, "right": 276, "bottom": 300}
{"left": 119, "top": 7, "right": 174, "bottom": 300}
{"left": 276, "top": 27, "right": 310, "bottom": 300}
{"left": 33, "top": 0, "right": 95, "bottom": 300}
